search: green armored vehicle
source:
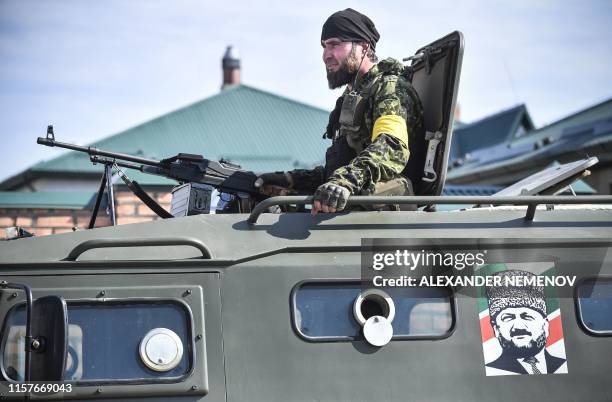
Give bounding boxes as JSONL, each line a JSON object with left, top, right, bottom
{"left": 1, "top": 32, "right": 612, "bottom": 401}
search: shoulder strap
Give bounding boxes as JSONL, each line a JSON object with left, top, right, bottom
{"left": 117, "top": 170, "right": 173, "bottom": 219}
{"left": 324, "top": 94, "right": 345, "bottom": 139}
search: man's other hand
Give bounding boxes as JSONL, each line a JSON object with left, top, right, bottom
{"left": 312, "top": 182, "right": 350, "bottom": 215}
{"left": 254, "top": 172, "right": 295, "bottom": 197}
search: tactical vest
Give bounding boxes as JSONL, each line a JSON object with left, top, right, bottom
{"left": 324, "top": 75, "right": 381, "bottom": 179}
{"left": 323, "top": 62, "right": 425, "bottom": 192}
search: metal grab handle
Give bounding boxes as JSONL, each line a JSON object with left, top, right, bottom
{"left": 247, "top": 195, "right": 612, "bottom": 224}
{"left": 63, "top": 237, "right": 213, "bottom": 261}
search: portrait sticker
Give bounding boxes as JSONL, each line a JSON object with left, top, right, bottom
{"left": 477, "top": 263, "right": 568, "bottom": 376}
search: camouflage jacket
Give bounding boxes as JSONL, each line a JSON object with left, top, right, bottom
{"left": 291, "top": 58, "right": 424, "bottom": 195}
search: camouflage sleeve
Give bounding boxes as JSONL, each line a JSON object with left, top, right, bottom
{"left": 288, "top": 166, "right": 326, "bottom": 194}
{"left": 325, "top": 75, "right": 414, "bottom": 194}
{"left": 326, "top": 134, "right": 409, "bottom": 194}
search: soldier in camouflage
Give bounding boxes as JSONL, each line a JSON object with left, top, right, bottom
{"left": 255, "top": 8, "right": 423, "bottom": 214}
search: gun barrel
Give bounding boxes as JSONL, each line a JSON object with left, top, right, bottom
{"left": 90, "top": 155, "right": 144, "bottom": 171}
{"left": 37, "top": 137, "right": 162, "bottom": 167}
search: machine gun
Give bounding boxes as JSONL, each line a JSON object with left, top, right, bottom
{"left": 38, "top": 126, "right": 262, "bottom": 228}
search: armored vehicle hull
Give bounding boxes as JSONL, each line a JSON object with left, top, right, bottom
{"left": 1, "top": 206, "right": 611, "bottom": 401}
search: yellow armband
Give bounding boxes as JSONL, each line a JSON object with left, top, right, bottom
{"left": 372, "top": 115, "right": 408, "bottom": 147}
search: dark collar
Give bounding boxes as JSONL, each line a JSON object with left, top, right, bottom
{"left": 486, "top": 350, "right": 566, "bottom": 374}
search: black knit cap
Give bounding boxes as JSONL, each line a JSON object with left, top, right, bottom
{"left": 321, "top": 8, "right": 380, "bottom": 50}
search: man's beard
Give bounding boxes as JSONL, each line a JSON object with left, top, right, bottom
{"left": 497, "top": 331, "right": 547, "bottom": 359}
{"left": 326, "top": 48, "right": 362, "bottom": 89}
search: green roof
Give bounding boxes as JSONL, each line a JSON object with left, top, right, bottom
{"left": 24, "top": 85, "right": 330, "bottom": 186}
{"left": 0, "top": 191, "right": 99, "bottom": 209}
{"left": 569, "top": 178, "right": 596, "bottom": 194}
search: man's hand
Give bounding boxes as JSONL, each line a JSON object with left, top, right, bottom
{"left": 254, "top": 172, "right": 296, "bottom": 197}
{"left": 312, "top": 182, "right": 351, "bottom": 215}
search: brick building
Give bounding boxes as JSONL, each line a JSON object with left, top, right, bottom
{"left": 0, "top": 48, "right": 329, "bottom": 239}
{"left": 0, "top": 191, "right": 171, "bottom": 237}
{"left": 2, "top": 48, "right": 610, "bottom": 239}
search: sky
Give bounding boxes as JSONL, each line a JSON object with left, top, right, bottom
{"left": 0, "top": 0, "right": 611, "bottom": 182}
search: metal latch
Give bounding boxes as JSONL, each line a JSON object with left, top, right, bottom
{"left": 422, "top": 131, "right": 443, "bottom": 183}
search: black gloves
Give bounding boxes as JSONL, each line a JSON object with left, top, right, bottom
{"left": 312, "top": 182, "right": 351, "bottom": 215}
{"left": 254, "top": 172, "right": 296, "bottom": 197}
